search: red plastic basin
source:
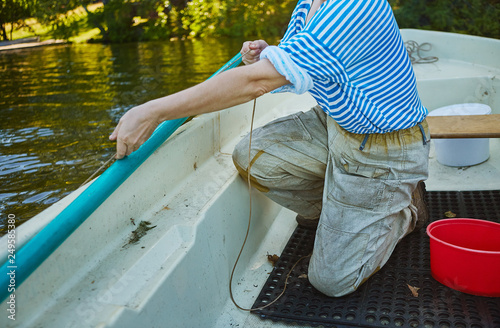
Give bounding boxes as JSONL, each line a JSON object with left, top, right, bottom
{"left": 427, "top": 218, "right": 500, "bottom": 297}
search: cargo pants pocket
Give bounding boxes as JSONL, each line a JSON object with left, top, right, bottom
{"left": 327, "top": 153, "right": 390, "bottom": 211}
{"left": 232, "top": 112, "right": 313, "bottom": 169}
{"left": 251, "top": 112, "right": 313, "bottom": 147}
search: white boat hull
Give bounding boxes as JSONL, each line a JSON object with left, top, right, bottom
{"left": 1, "top": 29, "right": 499, "bottom": 328}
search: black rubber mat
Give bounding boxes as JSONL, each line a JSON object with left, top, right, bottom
{"left": 252, "top": 190, "right": 500, "bottom": 328}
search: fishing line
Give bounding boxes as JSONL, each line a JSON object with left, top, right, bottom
{"left": 228, "top": 98, "right": 311, "bottom": 312}
{"left": 404, "top": 40, "right": 438, "bottom": 64}
{"left": 80, "top": 152, "right": 117, "bottom": 187}
{"left": 81, "top": 48, "right": 306, "bottom": 311}
{"left": 82, "top": 50, "right": 255, "bottom": 188}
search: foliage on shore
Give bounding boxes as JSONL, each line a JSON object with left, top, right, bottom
{"left": 390, "top": 0, "right": 500, "bottom": 39}
{"left": 85, "top": 0, "right": 299, "bottom": 42}
{"left": 1, "top": 0, "right": 499, "bottom": 43}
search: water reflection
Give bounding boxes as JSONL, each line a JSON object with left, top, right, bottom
{"left": 0, "top": 37, "right": 255, "bottom": 234}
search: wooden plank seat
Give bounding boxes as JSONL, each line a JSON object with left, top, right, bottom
{"left": 427, "top": 114, "right": 500, "bottom": 139}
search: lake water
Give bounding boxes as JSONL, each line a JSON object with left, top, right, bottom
{"left": 0, "top": 37, "right": 261, "bottom": 234}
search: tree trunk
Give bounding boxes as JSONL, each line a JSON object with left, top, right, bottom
{"left": 0, "top": 23, "right": 8, "bottom": 40}
{"left": 81, "top": 2, "right": 108, "bottom": 38}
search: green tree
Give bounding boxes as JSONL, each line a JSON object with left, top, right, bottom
{"left": 88, "top": 0, "right": 137, "bottom": 42}
{"left": 181, "top": 0, "right": 296, "bottom": 38}
{"left": 87, "top": 0, "right": 173, "bottom": 43}
{"left": 33, "top": 0, "right": 94, "bottom": 39}
{"left": 0, "top": 0, "right": 32, "bottom": 40}
{"left": 390, "top": 0, "right": 500, "bottom": 39}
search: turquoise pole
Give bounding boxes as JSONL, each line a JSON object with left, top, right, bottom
{"left": 0, "top": 53, "right": 243, "bottom": 302}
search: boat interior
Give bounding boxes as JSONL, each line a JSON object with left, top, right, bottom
{"left": 1, "top": 29, "right": 499, "bottom": 328}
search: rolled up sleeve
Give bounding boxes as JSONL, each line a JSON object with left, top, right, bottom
{"left": 260, "top": 45, "right": 314, "bottom": 94}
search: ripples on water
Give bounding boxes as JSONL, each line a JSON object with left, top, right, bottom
{"left": 0, "top": 37, "right": 252, "bottom": 235}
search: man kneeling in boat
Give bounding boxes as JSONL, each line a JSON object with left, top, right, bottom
{"left": 110, "top": 0, "right": 430, "bottom": 297}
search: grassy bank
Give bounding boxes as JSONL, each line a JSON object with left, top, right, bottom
{"left": 5, "top": 3, "right": 103, "bottom": 43}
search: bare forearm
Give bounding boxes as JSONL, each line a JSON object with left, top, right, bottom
{"left": 110, "top": 58, "right": 288, "bottom": 159}
{"left": 148, "top": 59, "right": 288, "bottom": 122}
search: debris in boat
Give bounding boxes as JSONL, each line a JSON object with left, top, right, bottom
{"left": 298, "top": 274, "right": 308, "bottom": 279}
{"left": 130, "top": 218, "right": 135, "bottom": 225}
{"left": 407, "top": 284, "right": 420, "bottom": 297}
{"left": 267, "top": 253, "right": 280, "bottom": 267}
{"left": 444, "top": 210, "right": 457, "bottom": 218}
{"left": 123, "top": 220, "right": 157, "bottom": 247}
{"left": 162, "top": 205, "right": 171, "bottom": 210}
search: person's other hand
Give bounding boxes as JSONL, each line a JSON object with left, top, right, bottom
{"left": 240, "top": 40, "right": 269, "bottom": 65}
{"left": 109, "top": 103, "right": 160, "bottom": 159}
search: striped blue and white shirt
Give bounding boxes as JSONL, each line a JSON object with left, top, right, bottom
{"left": 260, "top": 0, "right": 427, "bottom": 134}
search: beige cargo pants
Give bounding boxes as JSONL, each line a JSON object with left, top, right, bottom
{"left": 232, "top": 105, "right": 430, "bottom": 297}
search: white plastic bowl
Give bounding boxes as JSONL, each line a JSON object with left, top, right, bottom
{"left": 428, "top": 103, "right": 491, "bottom": 166}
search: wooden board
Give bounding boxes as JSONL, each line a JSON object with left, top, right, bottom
{"left": 427, "top": 114, "right": 500, "bottom": 139}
